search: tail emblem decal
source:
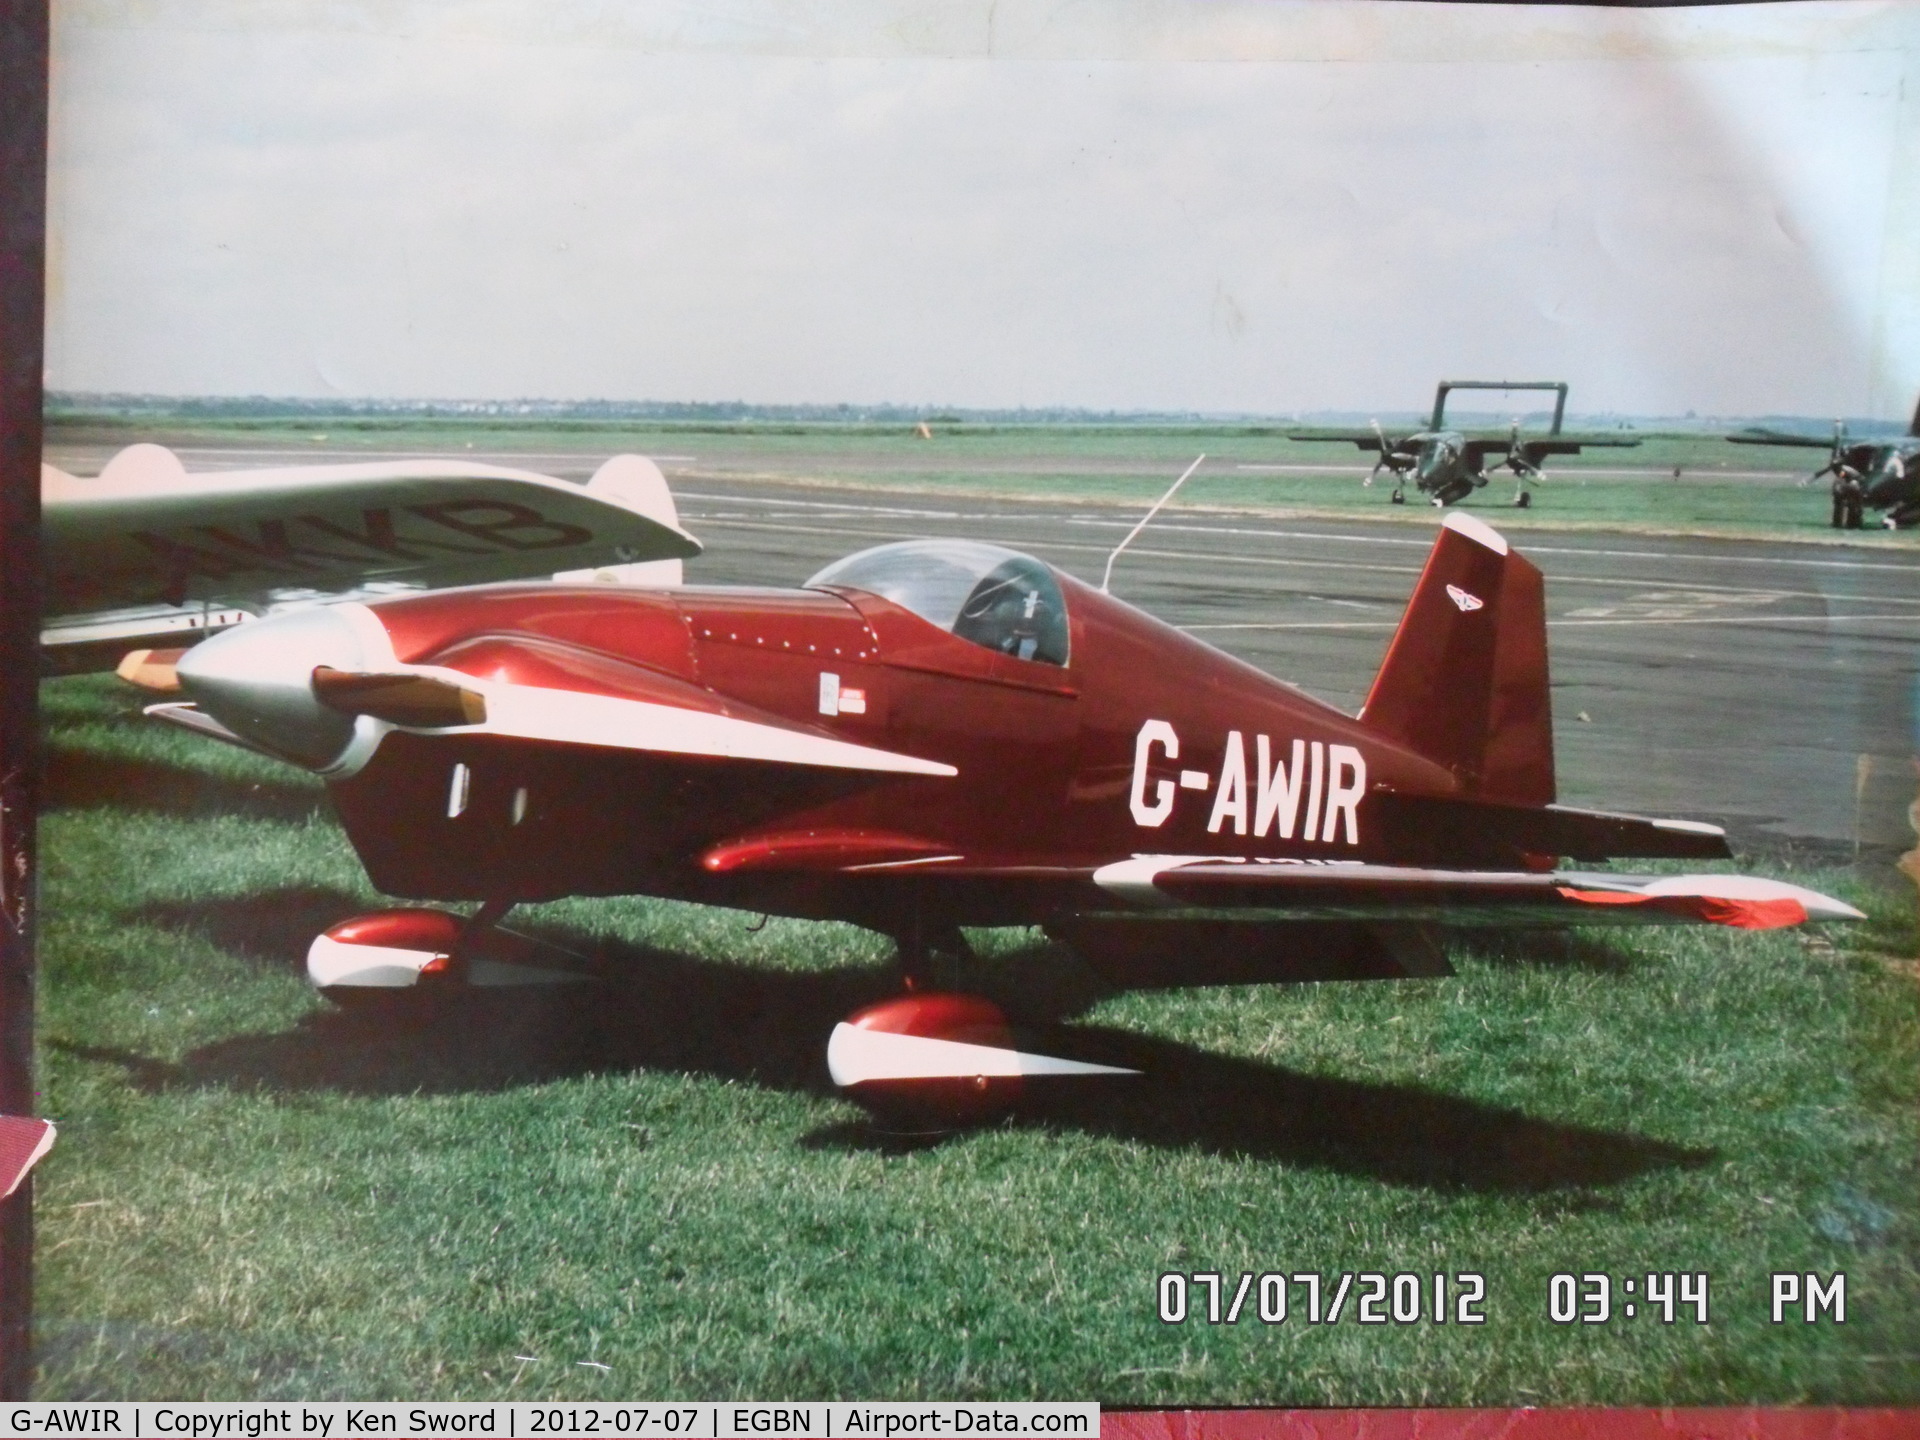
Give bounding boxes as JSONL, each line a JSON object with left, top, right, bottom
{"left": 1446, "top": 584, "right": 1484, "bottom": 612}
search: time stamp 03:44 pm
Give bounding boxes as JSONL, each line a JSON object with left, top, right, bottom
{"left": 1156, "top": 1271, "right": 1851, "bottom": 1327}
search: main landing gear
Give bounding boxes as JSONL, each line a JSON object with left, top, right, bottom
{"left": 1830, "top": 475, "right": 1865, "bottom": 530}
{"left": 888, "top": 917, "right": 975, "bottom": 993}
{"left": 306, "top": 901, "right": 589, "bottom": 1007}
{"left": 823, "top": 922, "right": 1138, "bottom": 1131}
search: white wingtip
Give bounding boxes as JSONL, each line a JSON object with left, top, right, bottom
{"left": 1638, "top": 874, "right": 1866, "bottom": 922}
{"left": 97, "top": 443, "right": 190, "bottom": 488}
{"left": 1441, "top": 510, "right": 1509, "bottom": 555}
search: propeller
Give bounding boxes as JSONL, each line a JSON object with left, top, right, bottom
{"left": 1364, "top": 418, "right": 1389, "bottom": 487}
{"left": 1364, "top": 418, "right": 1416, "bottom": 492}
{"left": 1500, "top": 420, "right": 1546, "bottom": 505}
{"left": 1804, "top": 419, "right": 1851, "bottom": 488}
{"left": 312, "top": 667, "right": 488, "bottom": 727}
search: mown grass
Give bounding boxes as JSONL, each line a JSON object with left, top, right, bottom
{"left": 31, "top": 675, "right": 1920, "bottom": 1402}
{"left": 45, "top": 417, "right": 1919, "bottom": 547}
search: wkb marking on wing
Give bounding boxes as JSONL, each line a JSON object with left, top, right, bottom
{"left": 129, "top": 500, "right": 600, "bottom": 581}
{"left": 1130, "top": 718, "right": 1368, "bottom": 845}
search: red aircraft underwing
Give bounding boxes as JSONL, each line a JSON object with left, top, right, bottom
{"left": 140, "top": 511, "right": 1860, "bottom": 1123}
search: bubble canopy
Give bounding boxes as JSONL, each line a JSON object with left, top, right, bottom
{"left": 806, "top": 539, "right": 1071, "bottom": 667}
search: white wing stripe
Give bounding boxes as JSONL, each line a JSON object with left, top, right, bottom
{"left": 407, "top": 667, "right": 956, "bottom": 777}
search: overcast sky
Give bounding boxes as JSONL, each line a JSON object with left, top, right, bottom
{"left": 43, "top": 0, "right": 1920, "bottom": 419}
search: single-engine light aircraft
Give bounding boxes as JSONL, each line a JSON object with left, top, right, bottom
{"left": 42, "top": 445, "right": 701, "bottom": 671}
{"left": 1284, "top": 380, "right": 1640, "bottom": 507}
{"left": 130, "top": 510, "right": 1859, "bottom": 1124}
{"left": 1727, "top": 394, "right": 1920, "bottom": 529}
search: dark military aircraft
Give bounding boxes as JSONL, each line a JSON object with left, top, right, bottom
{"left": 1727, "top": 395, "right": 1920, "bottom": 529}
{"left": 1283, "top": 381, "right": 1640, "bottom": 507}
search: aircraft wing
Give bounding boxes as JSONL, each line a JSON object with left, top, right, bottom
{"left": 1280, "top": 429, "right": 1389, "bottom": 452}
{"left": 1523, "top": 435, "right": 1640, "bottom": 454}
{"left": 44, "top": 445, "right": 702, "bottom": 617}
{"left": 1726, "top": 429, "right": 1834, "bottom": 449}
{"left": 695, "top": 827, "right": 1848, "bottom": 932}
{"left": 1464, "top": 434, "right": 1639, "bottom": 459}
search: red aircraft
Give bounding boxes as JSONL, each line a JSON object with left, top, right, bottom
{"left": 139, "top": 510, "right": 1859, "bottom": 1121}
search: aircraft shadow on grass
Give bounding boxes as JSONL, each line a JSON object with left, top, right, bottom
{"left": 45, "top": 744, "right": 327, "bottom": 824}
{"left": 56, "top": 890, "right": 1709, "bottom": 1194}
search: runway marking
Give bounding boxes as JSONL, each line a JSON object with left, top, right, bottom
{"left": 1233, "top": 464, "right": 1373, "bottom": 475}
{"left": 1183, "top": 614, "right": 1918, "bottom": 632}
{"left": 691, "top": 517, "right": 1920, "bottom": 607}
{"left": 1235, "top": 463, "right": 1805, "bottom": 482}
{"left": 1184, "top": 621, "right": 1399, "bottom": 630}
{"left": 62, "top": 448, "right": 700, "bottom": 468}
{"left": 1549, "top": 613, "right": 1918, "bottom": 629}
{"left": 678, "top": 490, "right": 1920, "bottom": 575}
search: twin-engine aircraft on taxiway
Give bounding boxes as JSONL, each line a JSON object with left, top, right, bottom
{"left": 122, "top": 486, "right": 1859, "bottom": 1124}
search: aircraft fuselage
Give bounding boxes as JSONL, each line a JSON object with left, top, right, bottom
{"left": 310, "top": 572, "right": 1457, "bottom": 930}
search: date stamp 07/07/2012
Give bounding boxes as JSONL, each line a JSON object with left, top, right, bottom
{"left": 1156, "top": 1271, "right": 1851, "bottom": 1327}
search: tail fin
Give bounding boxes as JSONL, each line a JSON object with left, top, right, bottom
{"left": 1359, "top": 512, "right": 1554, "bottom": 804}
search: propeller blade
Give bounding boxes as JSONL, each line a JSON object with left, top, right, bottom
{"left": 1366, "top": 419, "right": 1403, "bottom": 488}
{"left": 311, "top": 667, "right": 488, "bottom": 727}
{"left": 115, "top": 646, "right": 189, "bottom": 693}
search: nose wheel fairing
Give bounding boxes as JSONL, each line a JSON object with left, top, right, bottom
{"left": 307, "top": 906, "right": 591, "bottom": 1000}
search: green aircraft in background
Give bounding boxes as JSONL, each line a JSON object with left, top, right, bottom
{"left": 1727, "top": 394, "right": 1920, "bottom": 530}
{"left": 1283, "top": 380, "right": 1640, "bottom": 508}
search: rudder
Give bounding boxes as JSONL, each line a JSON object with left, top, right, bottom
{"left": 1359, "top": 512, "right": 1554, "bottom": 805}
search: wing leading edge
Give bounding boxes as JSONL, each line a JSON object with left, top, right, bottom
{"left": 43, "top": 445, "right": 702, "bottom": 633}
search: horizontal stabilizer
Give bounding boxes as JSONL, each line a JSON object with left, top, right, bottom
{"left": 1078, "top": 856, "right": 1860, "bottom": 930}
{"left": 1367, "top": 793, "right": 1731, "bottom": 864}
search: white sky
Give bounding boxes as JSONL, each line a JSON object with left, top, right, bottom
{"left": 43, "top": 0, "right": 1920, "bottom": 419}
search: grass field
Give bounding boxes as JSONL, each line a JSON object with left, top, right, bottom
{"left": 31, "top": 674, "right": 1920, "bottom": 1402}
{"left": 44, "top": 415, "right": 1920, "bottom": 548}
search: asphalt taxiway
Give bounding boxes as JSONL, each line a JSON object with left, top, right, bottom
{"left": 46, "top": 440, "right": 1920, "bottom": 850}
